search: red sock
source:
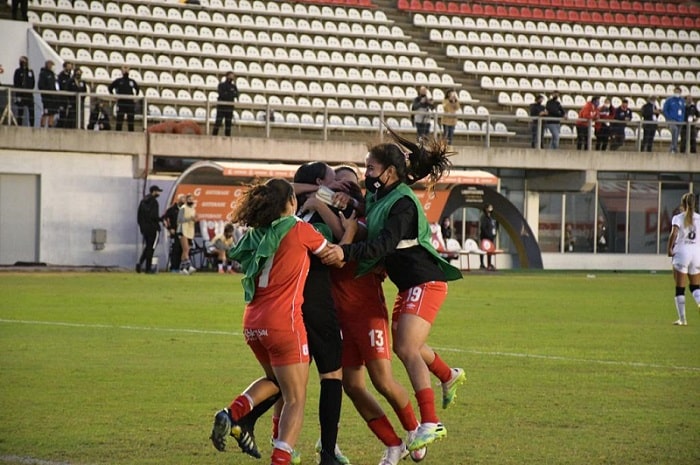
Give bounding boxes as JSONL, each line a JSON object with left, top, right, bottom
{"left": 415, "top": 388, "right": 439, "bottom": 424}
{"left": 272, "top": 416, "right": 280, "bottom": 440}
{"left": 228, "top": 395, "right": 252, "bottom": 422}
{"left": 367, "top": 415, "right": 402, "bottom": 446}
{"left": 428, "top": 352, "right": 452, "bottom": 384}
{"left": 271, "top": 448, "right": 292, "bottom": 465}
{"left": 393, "top": 402, "right": 419, "bottom": 432}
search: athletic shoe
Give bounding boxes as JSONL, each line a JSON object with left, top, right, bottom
{"left": 441, "top": 368, "right": 466, "bottom": 409}
{"left": 315, "top": 439, "right": 351, "bottom": 465}
{"left": 318, "top": 449, "right": 346, "bottom": 465}
{"left": 210, "top": 408, "right": 261, "bottom": 458}
{"left": 188, "top": 266, "right": 197, "bottom": 274}
{"left": 270, "top": 437, "right": 301, "bottom": 465}
{"left": 406, "top": 430, "right": 427, "bottom": 462}
{"left": 407, "top": 422, "right": 446, "bottom": 451}
{"left": 378, "top": 442, "right": 408, "bottom": 465}
{"left": 210, "top": 409, "right": 232, "bottom": 452}
{"left": 673, "top": 319, "right": 688, "bottom": 326}
{"left": 135, "top": 263, "right": 141, "bottom": 273}
{"left": 179, "top": 269, "right": 189, "bottom": 275}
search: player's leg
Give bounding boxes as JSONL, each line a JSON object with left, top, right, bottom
{"left": 673, "top": 265, "right": 688, "bottom": 325}
{"left": 270, "top": 362, "right": 309, "bottom": 465}
{"left": 419, "top": 344, "right": 465, "bottom": 410}
{"left": 688, "top": 258, "right": 700, "bottom": 316}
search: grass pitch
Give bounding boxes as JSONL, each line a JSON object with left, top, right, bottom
{"left": 0, "top": 271, "right": 698, "bottom": 465}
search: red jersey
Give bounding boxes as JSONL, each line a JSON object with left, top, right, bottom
{"left": 331, "top": 261, "right": 387, "bottom": 323}
{"left": 244, "top": 222, "right": 327, "bottom": 331}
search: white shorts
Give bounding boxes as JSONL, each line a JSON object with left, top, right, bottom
{"left": 672, "top": 248, "right": 700, "bottom": 275}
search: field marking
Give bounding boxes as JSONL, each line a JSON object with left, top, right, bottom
{"left": 0, "top": 455, "right": 76, "bottom": 465}
{"left": 2, "top": 318, "right": 699, "bottom": 373}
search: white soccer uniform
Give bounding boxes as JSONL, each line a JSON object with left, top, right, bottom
{"left": 671, "top": 211, "right": 700, "bottom": 274}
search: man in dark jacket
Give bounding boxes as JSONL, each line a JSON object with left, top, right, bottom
{"left": 529, "top": 94, "right": 546, "bottom": 148}
{"left": 161, "top": 194, "right": 185, "bottom": 272}
{"left": 38, "top": 60, "right": 58, "bottom": 128}
{"left": 12, "top": 0, "right": 28, "bottom": 21}
{"left": 13, "top": 56, "right": 35, "bottom": 127}
{"left": 136, "top": 185, "right": 163, "bottom": 273}
{"left": 680, "top": 95, "right": 698, "bottom": 154}
{"left": 56, "top": 61, "right": 74, "bottom": 128}
{"left": 640, "top": 96, "right": 660, "bottom": 152}
{"left": 479, "top": 204, "right": 498, "bottom": 271}
{"left": 87, "top": 99, "right": 111, "bottom": 131}
{"left": 610, "top": 99, "right": 632, "bottom": 151}
{"left": 212, "top": 71, "right": 239, "bottom": 137}
{"left": 109, "top": 66, "right": 140, "bottom": 132}
{"left": 544, "top": 91, "right": 565, "bottom": 149}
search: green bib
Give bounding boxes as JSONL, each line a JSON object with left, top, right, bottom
{"left": 357, "top": 183, "right": 462, "bottom": 281}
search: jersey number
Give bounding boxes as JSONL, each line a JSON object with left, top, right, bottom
{"left": 408, "top": 286, "right": 423, "bottom": 303}
{"left": 258, "top": 255, "right": 275, "bottom": 288}
{"left": 689, "top": 229, "right": 697, "bottom": 241}
{"left": 368, "top": 329, "right": 385, "bottom": 348}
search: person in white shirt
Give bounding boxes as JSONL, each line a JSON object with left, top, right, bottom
{"left": 667, "top": 193, "right": 700, "bottom": 325}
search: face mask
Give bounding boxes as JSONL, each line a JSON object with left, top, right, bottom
{"left": 675, "top": 92, "right": 681, "bottom": 97}
{"left": 365, "top": 168, "right": 388, "bottom": 194}
{"left": 186, "top": 201, "right": 194, "bottom": 206}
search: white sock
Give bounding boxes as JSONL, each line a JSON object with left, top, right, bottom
{"left": 692, "top": 289, "right": 700, "bottom": 306}
{"left": 273, "top": 439, "right": 293, "bottom": 454}
{"left": 218, "top": 263, "right": 224, "bottom": 271}
{"left": 675, "top": 295, "right": 686, "bottom": 321}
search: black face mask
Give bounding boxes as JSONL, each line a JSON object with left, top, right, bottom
{"left": 365, "top": 168, "right": 388, "bottom": 194}
{"left": 186, "top": 201, "right": 194, "bottom": 207}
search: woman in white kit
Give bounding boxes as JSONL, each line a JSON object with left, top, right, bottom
{"left": 667, "top": 193, "right": 700, "bottom": 325}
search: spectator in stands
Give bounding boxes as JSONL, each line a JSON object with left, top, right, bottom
{"left": 56, "top": 61, "right": 74, "bottom": 128}
{"left": 529, "top": 94, "right": 546, "bottom": 149}
{"left": 441, "top": 90, "right": 459, "bottom": 146}
{"left": 411, "top": 86, "right": 435, "bottom": 141}
{"left": 13, "top": 56, "right": 35, "bottom": 127}
{"left": 544, "top": 91, "right": 565, "bottom": 149}
{"left": 209, "top": 223, "right": 236, "bottom": 274}
{"left": 212, "top": 71, "right": 239, "bottom": 137}
{"left": 640, "top": 96, "right": 661, "bottom": 152}
{"left": 136, "top": 185, "right": 163, "bottom": 274}
{"left": 663, "top": 87, "right": 686, "bottom": 154}
{"left": 680, "top": 95, "right": 698, "bottom": 154}
{"left": 178, "top": 194, "right": 197, "bottom": 275}
{"left": 595, "top": 98, "right": 614, "bottom": 151}
{"left": 38, "top": 60, "right": 58, "bottom": 128}
{"left": 597, "top": 215, "right": 609, "bottom": 252}
{"left": 440, "top": 216, "right": 452, "bottom": 241}
{"left": 108, "top": 66, "right": 140, "bottom": 132}
{"left": 609, "top": 99, "right": 632, "bottom": 151}
{"left": 87, "top": 99, "right": 111, "bottom": 131}
{"left": 72, "top": 69, "right": 88, "bottom": 129}
{"left": 576, "top": 96, "right": 600, "bottom": 151}
{"left": 162, "top": 194, "right": 185, "bottom": 273}
{"left": 479, "top": 204, "right": 497, "bottom": 271}
{"left": 12, "top": 0, "right": 28, "bottom": 21}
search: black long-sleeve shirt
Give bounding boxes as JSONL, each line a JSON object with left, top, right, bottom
{"left": 341, "top": 186, "right": 445, "bottom": 291}
{"left": 108, "top": 75, "right": 139, "bottom": 104}
{"left": 217, "top": 80, "right": 239, "bottom": 103}
{"left": 13, "top": 66, "right": 35, "bottom": 99}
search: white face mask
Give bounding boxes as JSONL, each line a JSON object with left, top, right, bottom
{"left": 675, "top": 92, "right": 682, "bottom": 97}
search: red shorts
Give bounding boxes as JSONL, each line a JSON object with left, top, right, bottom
{"left": 245, "top": 323, "right": 310, "bottom": 367}
{"left": 391, "top": 281, "right": 448, "bottom": 326}
{"left": 340, "top": 308, "right": 392, "bottom": 367}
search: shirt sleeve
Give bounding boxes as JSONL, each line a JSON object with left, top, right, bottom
{"left": 297, "top": 222, "right": 327, "bottom": 255}
{"left": 671, "top": 214, "right": 683, "bottom": 229}
{"left": 342, "top": 196, "right": 416, "bottom": 262}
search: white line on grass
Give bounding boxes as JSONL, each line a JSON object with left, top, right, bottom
{"left": 2, "top": 318, "right": 699, "bottom": 373}
{"left": 0, "top": 455, "right": 76, "bottom": 465}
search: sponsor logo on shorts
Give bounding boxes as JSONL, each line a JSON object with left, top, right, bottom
{"left": 244, "top": 328, "right": 269, "bottom": 339}
{"left": 302, "top": 344, "right": 309, "bottom": 356}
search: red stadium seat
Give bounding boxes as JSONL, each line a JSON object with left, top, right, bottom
{"left": 549, "top": 9, "right": 560, "bottom": 20}
{"left": 614, "top": 12, "right": 625, "bottom": 23}
{"left": 459, "top": 3, "right": 471, "bottom": 14}
{"left": 447, "top": 2, "right": 459, "bottom": 13}
{"left": 532, "top": 7, "right": 544, "bottom": 18}
{"left": 661, "top": 16, "right": 672, "bottom": 27}
{"left": 696, "top": 17, "right": 700, "bottom": 28}
{"left": 580, "top": 10, "right": 591, "bottom": 21}
{"left": 684, "top": 17, "right": 694, "bottom": 28}
{"left": 591, "top": 11, "right": 602, "bottom": 21}
{"left": 562, "top": 0, "right": 574, "bottom": 7}
{"left": 631, "top": 1, "right": 642, "bottom": 12}
{"left": 422, "top": 0, "right": 434, "bottom": 11}
{"left": 484, "top": 4, "right": 496, "bottom": 15}
{"left": 551, "top": 0, "right": 563, "bottom": 6}
{"left": 672, "top": 16, "right": 682, "bottom": 28}
{"left": 496, "top": 6, "right": 507, "bottom": 16}
{"left": 666, "top": 4, "right": 677, "bottom": 14}
{"left": 609, "top": 0, "right": 619, "bottom": 10}
{"left": 586, "top": 0, "right": 596, "bottom": 8}
{"left": 520, "top": 6, "right": 532, "bottom": 18}
{"left": 620, "top": 1, "right": 631, "bottom": 12}
{"left": 598, "top": 0, "right": 608, "bottom": 9}
{"left": 358, "top": 0, "right": 373, "bottom": 6}
{"left": 678, "top": 5, "right": 688, "bottom": 15}
{"left": 397, "top": 0, "right": 409, "bottom": 9}
{"left": 637, "top": 14, "right": 648, "bottom": 25}
{"left": 648, "top": 14, "right": 660, "bottom": 26}
{"left": 540, "top": 0, "right": 552, "bottom": 6}
{"left": 626, "top": 13, "right": 637, "bottom": 25}
{"left": 689, "top": 5, "right": 699, "bottom": 15}
{"left": 602, "top": 12, "right": 614, "bottom": 23}
{"left": 574, "top": 0, "right": 585, "bottom": 8}
{"left": 568, "top": 10, "right": 579, "bottom": 21}
{"left": 508, "top": 6, "right": 519, "bottom": 17}
{"left": 472, "top": 4, "right": 483, "bottom": 14}
{"left": 410, "top": 0, "right": 421, "bottom": 10}
{"left": 654, "top": 3, "right": 665, "bottom": 14}
{"left": 643, "top": 3, "right": 654, "bottom": 13}
{"left": 435, "top": 1, "right": 446, "bottom": 12}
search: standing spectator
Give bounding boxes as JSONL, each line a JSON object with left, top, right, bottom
{"left": 12, "top": 0, "right": 28, "bottom": 21}
{"left": 12, "top": 56, "right": 35, "bottom": 127}
{"left": 72, "top": 69, "right": 88, "bottom": 129}
{"left": 440, "top": 216, "right": 452, "bottom": 242}
{"left": 38, "top": 60, "right": 58, "bottom": 128}
{"left": 640, "top": 96, "right": 661, "bottom": 152}
{"left": 109, "top": 66, "right": 140, "bottom": 132}
{"left": 161, "top": 194, "right": 185, "bottom": 272}
{"left": 212, "top": 71, "right": 239, "bottom": 137}
{"left": 136, "top": 185, "right": 163, "bottom": 274}
{"left": 87, "top": 99, "right": 111, "bottom": 131}
{"left": 56, "top": 61, "right": 74, "bottom": 128}
{"left": 595, "top": 98, "right": 615, "bottom": 151}
{"left": 663, "top": 87, "right": 686, "bottom": 154}
{"left": 529, "top": 94, "right": 547, "bottom": 149}
{"left": 479, "top": 204, "right": 498, "bottom": 271}
{"left": 178, "top": 194, "right": 197, "bottom": 275}
{"left": 411, "top": 86, "right": 434, "bottom": 142}
{"left": 680, "top": 95, "right": 698, "bottom": 154}
{"left": 441, "top": 90, "right": 459, "bottom": 146}
{"left": 609, "top": 99, "right": 632, "bottom": 151}
{"left": 597, "top": 215, "right": 609, "bottom": 252}
{"left": 576, "top": 96, "right": 599, "bottom": 151}
{"left": 544, "top": 91, "right": 565, "bottom": 149}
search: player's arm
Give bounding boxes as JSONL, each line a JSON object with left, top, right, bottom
{"left": 667, "top": 225, "right": 679, "bottom": 257}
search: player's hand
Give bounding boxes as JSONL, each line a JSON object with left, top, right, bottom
{"left": 332, "top": 192, "right": 352, "bottom": 210}
{"left": 319, "top": 244, "right": 344, "bottom": 267}
{"left": 301, "top": 196, "right": 320, "bottom": 213}
{"left": 328, "top": 179, "right": 353, "bottom": 192}
{"left": 339, "top": 210, "right": 358, "bottom": 232}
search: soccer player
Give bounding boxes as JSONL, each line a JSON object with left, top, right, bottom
{"left": 667, "top": 193, "right": 700, "bottom": 326}
{"left": 210, "top": 178, "right": 335, "bottom": 465}
{"left": 320, "top": 130, "right": 466, "bottom": 453}
{"left": 329, "top": 166, "right": 427, "bottom": 465}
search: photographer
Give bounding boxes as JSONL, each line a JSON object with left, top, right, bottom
{"left": 411, "top": 86, "right": 435, "bottom": 142}
{"left": 441, "top": 90, "right": 459, "bottom": 146}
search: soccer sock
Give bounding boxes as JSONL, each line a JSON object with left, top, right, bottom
{"left": 240, "top": 391, "right": 281, "bottom": 427}
{"left": 319, "top": 379, "right": 343, "bottom": 454}
{"left": 271, "top": 416, "right": 280, "bottom": 440}
{"left": 393, "top": 401, "right": 419, "bottom": 432}
{"left": 229, "top": 394, "right": 254, "bottom": 422}
{"left": 428, "top": 352, "right": 453, "bottom": 384}
{"left": 367, "top": 415, "right": 402, "bottom": 447}
{"left": 271, "top": 446, "right": 292, "bottom": 465}
{"left": 675, "top": 287, "right": 686, "bottom": 321}
{"left": 689, "top": 285, "right": 700, "bottom": 306}
{"left": 217, "top": 260, "right": 224, "bottom": 271}
{"left": 415, "top": 388, "right": 439, "bottom": 424}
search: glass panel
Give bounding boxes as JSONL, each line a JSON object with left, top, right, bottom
{"left": 660, "top": 183, "right": 690, "bottom": 254}
{"left": 565, "top": 191, "right": 595, "bottom": 253}
{"left": 597, "top": 180, "right": 627, "bottom": 253}
{"left": 499, "top": 184, "right": 524, "bottom": 254}
{"left": 538, "top": 192, "right": 562, "bottom": 252}
{"left": 628, "top": 181, "right": 659, "bottom": 253}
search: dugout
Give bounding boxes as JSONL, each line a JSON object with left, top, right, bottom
{"left": 167, "top": 161, "right": 542, "bottom": 269}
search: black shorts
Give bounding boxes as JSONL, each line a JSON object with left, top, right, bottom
{"left": 302, "top": 265, "right": 342, "bottom": 374}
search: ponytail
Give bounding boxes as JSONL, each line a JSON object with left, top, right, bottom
{"left": 681, "top": 193, "right": 696, "bottom": 228}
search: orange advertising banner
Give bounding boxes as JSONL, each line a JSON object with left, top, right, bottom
{"left": 173, "top": 184, "right": 250, "bottom": 221}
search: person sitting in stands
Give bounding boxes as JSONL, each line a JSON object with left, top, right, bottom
{"left": 87, "top": 99, "right": 111, "bottom": 131}
{"left": 208, "top": 223, "right": 237, "bottom": 273}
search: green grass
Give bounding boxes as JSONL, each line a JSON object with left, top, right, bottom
{"left": 0, "top": 272, "right": 698, "bottom": 465}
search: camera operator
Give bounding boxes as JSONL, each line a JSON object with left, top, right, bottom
{"left": 412, "top": 86, "right": 435, "bottom": 142}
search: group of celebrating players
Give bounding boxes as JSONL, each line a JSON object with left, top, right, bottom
{"left": 209, "top": 129, "right": 466, "bottom": 465}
